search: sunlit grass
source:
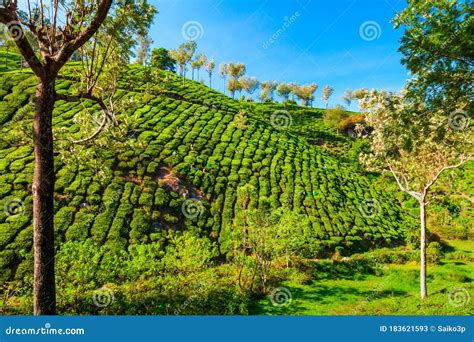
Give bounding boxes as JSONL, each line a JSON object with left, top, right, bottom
{"left": 254, "top": 241, "right": 473, "bottom": 315}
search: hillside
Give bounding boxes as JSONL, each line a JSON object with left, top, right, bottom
{"left": 0, "top": 48, "right": 22, "bottom": 73}
{"left": 0, "top": 65, "right": 412, "bottom": 283}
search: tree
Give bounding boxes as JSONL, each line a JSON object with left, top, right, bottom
{"left": 225, "top": 63, "right": 246, "bottom": 98}
{"left": 206, "top": 58, "right": 215, "bottom": 87}
{"left": 277, "top": 83, "right": 292, "bottom": 102}
{"left": 231, "top": 187, "right": 311, "bottom": 291}
{"left": 323, "top": 104, "right": 349, "bottom": 134}
{"left": 231, "top": 192, "right": 281, "bottom": 291}
{"left": 321, "top": 85, "right": 334, "bottom": 108}
{"left": 227, "top": 62, "right": 246, "bottom": 81}
{"left": 191, "top": 59, "right": 199, "bottom": 80}
{"left": 365, "top": 0, "right": 474, "bottom": 300}
{"left": 151, "top": 47, "right": 176, "bottom": 72}
{"left": 358, "top": 88, "right": 473, "bottom": 300}
{"left": 194, "top": 53, "right": 207, "bottom": 81}
{"left": 393, "top": 0, "right": 473, "bottom": 115}
{"left": 227, "top": 78, "right": 242, "bottom": 99}
{"left": 135, "top": 34, "right": 152, "bottom": 65}
{"left": 0, "top": 0, "right": 155, "bottom": 315}
{"left": 259, "top": 80, "right": 278, "bottom": 102}
{"left": 341, "top": 88, "right": 353, "bottom": 108}
{"left": 290, "top": 83, "right": 300, "bottom": 103}
{"left": 218, "top": 63, "right": 228, "bottom": 95}
{"left": 294, "top": 83, "right": 318, "bottom": 106}
{"left": 239, "top": 76, "right": 259, "bottom": 96}
{"left": 190, "top": 53, "right": 206, "bottom": 81}
{"left": 169, "top": 40, "right": 197, "bottom": 80}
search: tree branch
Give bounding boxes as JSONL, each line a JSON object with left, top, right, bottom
{"left": 56, "top": 0, "right": 113, "bottom": 68}
{"left": 0, "top": 8, "right": 44, "bottom": 78}
{"left": 386, "top": 160, "right": 421, "bottom": 201}
{"left": 56, "top": 92, "right": 113, "bottom": 144}
{"left": 424, "top": 156, "right": 473, "bottom": 192}
{"left": 71, "top": 113, "right": 108, "bottom": 144}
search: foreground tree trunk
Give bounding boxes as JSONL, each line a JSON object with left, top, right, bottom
{"left": 32, "top": 76, "right": 57, "bottom": 315}
{"left": 1, "top": 0, "right": 118, "bottom": 316}
{"left": 419, "top": 199, "right": 427, "bottom": 300}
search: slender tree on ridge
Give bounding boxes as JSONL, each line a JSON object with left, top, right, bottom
{"left": 342, "top": 88, "right": 353, "bottom": 108}
{"left": 219, "top": 62, "right": 228, "bottom": 95}
{"left": 322, "top": 85, "right": 334, "bottom": 108}
{"left": 135, "top": 34, "right": 153, "bottom": 66}
{"left": 277, "top": 83, "right": 292, "bottom": 102}
{"left": 169, "top": 40, "right": 197, "bottom": 81}
{"left": 206, "top": 58, "right": 215, "bottom": 88}
{"left": 240, "top": 76, "right": 260, "bottom": 97}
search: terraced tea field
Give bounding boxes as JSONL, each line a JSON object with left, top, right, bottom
{"left": 1, "top": 65, "right": 409, "bottom": 283}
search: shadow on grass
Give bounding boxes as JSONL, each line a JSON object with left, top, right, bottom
{"left": 311, "top": 259, "right": 380, "bottom": 281}
{"left": 253, "top": 283, "right": 408, "bottom": 315}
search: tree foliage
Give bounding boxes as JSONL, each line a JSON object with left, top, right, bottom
{"left": 393, "top": 0, "right": 473, "bottom": 114}
{"left": 322, "top": 85, "right": 334, "bottom": 108}
{"left": 169, "top": 40, "right": 197, "bottom": 79}
{"left": 151, "top": 47, "right": 176, "bottom": 72}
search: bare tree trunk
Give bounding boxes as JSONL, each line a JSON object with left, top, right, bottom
{"left": 33, "top": 75, "right": 56, "bottom": 315}
{"left": 419, "top": 199, "right": 427, "bottom": 300}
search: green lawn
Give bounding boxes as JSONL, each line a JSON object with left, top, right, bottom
{"left": 253, "top": 240, "right": 474, "bottom": 315}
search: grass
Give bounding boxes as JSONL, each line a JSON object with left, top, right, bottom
{"left": 253, "top": 240, "right": 473, "bottom": 315}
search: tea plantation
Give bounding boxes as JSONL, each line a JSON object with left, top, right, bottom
{"left": 2, "top": 64, "right": 472, "bottom": 315}
{"left": 0, "top": 65, "right": 411, "bottom": 282}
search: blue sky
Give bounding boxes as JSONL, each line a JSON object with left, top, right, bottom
{"left": 148, "top": 0, "right": 408, "bottom": 108}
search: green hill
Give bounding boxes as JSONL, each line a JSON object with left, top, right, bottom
{"left": 0, "top": 48, "right": 22, "bottom": 73}
{"left": 0, "top": 65, "right": 410, "bottom": 281}
{"left": 1, "top": 64, "right": 472, "bottom": 315}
